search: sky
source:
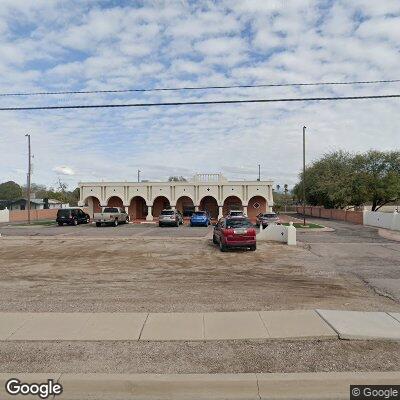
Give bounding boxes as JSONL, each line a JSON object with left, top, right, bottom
{"left": 0, "top": 0, "right": 399, "bottom": 190}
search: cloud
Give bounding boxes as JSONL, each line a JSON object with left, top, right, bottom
{"left": 53, "top": 166, "right": 75, "bottom": 176}
{"left": 0, "top": 0, "right": 399, "bottom": 190}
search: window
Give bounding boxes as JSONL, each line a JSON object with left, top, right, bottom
{"left": 160, "top": 210, "right": 174, "bottom": 215}
{"left": 226, "top": 219, "right": 253, "bottom": 229}
{"left": 103, "top": 208, "right": 118, "bottom": 213}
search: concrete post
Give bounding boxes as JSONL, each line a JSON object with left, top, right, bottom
{"left": 146, "top": 206, "right": 153, "bottom": 221}
{"left": 243, "top": 205, "right": 248, "bottom": 216}
{"left": 287, "top": 222, "right": 296, "bottom": 245}
{"left": 218, "top": 206, "right": 223, "bottom": 219}
{"left": 195, "top": 206, "right": 199, "bottom": 211}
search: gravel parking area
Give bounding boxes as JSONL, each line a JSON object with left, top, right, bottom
{"left": 0, "top": 222, "right": 399, "bottom": 313}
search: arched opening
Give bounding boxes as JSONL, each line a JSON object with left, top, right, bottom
{"left": 153, "top": 196, "right": 170, "bottom": 217}
{"left": 247, "top": 196, "right": 267, "bottom": 220}
{"left": 107, "top": 196, "right": 124, "bottom": 210}
{"left": 129, "top": 196, "right": 147, "bottom": 221}
{"left": 223, "top": 196, "right": 243, "bottom": 216}
{"left": 84, "top": 196, "right": 101, "bottom": 218}
{"left": 199, "top": 196, "right": 219, "bottom": 219}
{"left": 176, "top": 196, "right": 195, "bottom": 217}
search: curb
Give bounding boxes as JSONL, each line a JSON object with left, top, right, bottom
{"left": 1, "top": 372, "right": 400, "bottom": 399}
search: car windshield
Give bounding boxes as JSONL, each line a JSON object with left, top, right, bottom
{"left": 225, "top": 219, "right": 253, "bottom": 228}
{"left": 103, "top": 208, "right": 118, "bottom": 213}
{"left": 57, "top": 209, "right": 71, "bottom": 217}
{"left": 161, "top": 210, "right": 174, "bottom": 215}
{"left": 263, "top": 214, "right": 277, "bottom": 218}
{"left": 193, "top": 212, "right": 206, "bottom": 216}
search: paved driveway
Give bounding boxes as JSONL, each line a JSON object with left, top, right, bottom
{"left": 295, "top": 216, "right": 400, "bottom": 302}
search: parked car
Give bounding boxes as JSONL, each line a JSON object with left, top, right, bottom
{"left": 213, "top": 217, "right": 256, "bottom": 251}
{"left": 159, "top": 209, "right": 181, "bottom": 227}
{"left": 190, "top": 211, "right": 211, "bottom": 227}
{"left": 227, "top": 210, "right": 245, "bottom": 217}
{"left": 93, "top": 207, "right": 129, "bottom": 227}
{"left": 56, "top": 208, "right": 90, "bottom": 226}
{"left": 256, "top": 212, "right": 280, "bottom": 228}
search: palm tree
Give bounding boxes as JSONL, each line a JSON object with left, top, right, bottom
{"left": 284, "top": 184, "right": 288, "bottom": 212}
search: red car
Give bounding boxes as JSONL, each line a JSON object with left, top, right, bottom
{"left": 213, "top": 217, "right": 256, "bottom": 251}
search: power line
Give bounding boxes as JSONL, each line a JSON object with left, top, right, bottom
{"left": 0, "top": 94, "right": 399, "bottom": 111}
{"left": 1, "top": 79, "right": 400, "bottom": 97}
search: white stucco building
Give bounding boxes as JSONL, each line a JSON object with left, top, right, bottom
{"left": 78, "top": 173, "right": 274, "bottom": 221}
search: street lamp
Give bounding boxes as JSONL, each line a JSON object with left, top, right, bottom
{"left": 137, "top": 169, "right": 141, "bottom": 183}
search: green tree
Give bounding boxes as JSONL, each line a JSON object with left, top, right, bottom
{"left": 294, "top": 150, "right": 400, "bottom": 210}
{"left": 0, "top": 181, "right": 22, "bottom": 200}
{"left": 22, "top": 183, "right": 47, "bottom": 198}
{"left": 294, "top": 151, "right": 356, "bottom": 208}
{"left": 168, "top": 176, "right": 187, "bottom": 182}
{"left": 353, "top": 150, "right": 400, "bottom": 211}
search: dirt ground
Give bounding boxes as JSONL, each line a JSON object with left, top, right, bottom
{"left": 0, "top": 235, "right": 398, "bottom": 313}
{"left": 2, "top": 340, "right": 400, "bottom": 374}
{"left": 1, "top": 220, "right": 400, "bottom": 374}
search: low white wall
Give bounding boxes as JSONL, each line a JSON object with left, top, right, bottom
{"left": 257, "top": 222, "right": 296, "bottom": 245}
{"left": 0, "top": 208, "right": 10, "bottom": 223}
{"left": 363, "top": 211, "right": 400, "bottom": 231}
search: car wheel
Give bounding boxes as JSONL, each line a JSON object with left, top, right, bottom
{"left": 212, "top": 235, "right": 218, "bottom": 244}
{"left": 159, "top": 223, "right": 162, "bottom": 227}
{"left": 250, "top": 244, "right": 257, "bottom": 251}
{"left": 73, "top": 219, "right": 78, "bottom": 226}
{"left": 96, "top": 222, "right": 101, "bottom": 227}
{"left": 219, "top": 240, "right": 226, "bottom": 252}
{"left": 58, "top": 222, "right": 63, "bottom": 226}
{"left": 86, "top": 217, "right": 90, "bottom": 224}
{"left": 114, "top": 219, "right": 118, "bottom": 227}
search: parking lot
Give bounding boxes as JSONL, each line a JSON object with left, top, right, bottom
{"left": 0, "top": 217, "right": 399, "bottom": 313}
{"left": 0, "top": 221, "right": 211, "bottom": 238}
{"left": 1, "top": 217, "right": 400, "bottom": 373}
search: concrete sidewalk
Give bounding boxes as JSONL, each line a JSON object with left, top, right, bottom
{"left": 1, "top": 372, "right": 400, "bottom": 399}
{"left": 1, "top": 310, "right": 400, "bottom": 342}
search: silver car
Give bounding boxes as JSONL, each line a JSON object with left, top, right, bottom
{"left": 158, "top": 209, "right": 181, "bottom": 227}
{"left": 256, "top": 212, "right": 281, "bottom": 228}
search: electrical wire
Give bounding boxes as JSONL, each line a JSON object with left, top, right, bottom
{"left": 0, "top": 79, "right": 399, "bottom": 97}
{"left": 0, "top": 94, "right": 399, "bottom": 111}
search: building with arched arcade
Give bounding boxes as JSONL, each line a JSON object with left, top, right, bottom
{"left": 78, "top": 173, "right": 274, "bottom": 221}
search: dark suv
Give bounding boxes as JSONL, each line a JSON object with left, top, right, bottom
{"left": 56, "top": 208, "right": 90, "bottom": 226}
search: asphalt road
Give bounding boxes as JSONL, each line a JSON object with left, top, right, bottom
{"left": 296, "top": 217, "right": 400, "bottom": 302}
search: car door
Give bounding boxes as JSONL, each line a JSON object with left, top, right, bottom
{"left": 77, "top": 209, "right": 85, "bottom": 223}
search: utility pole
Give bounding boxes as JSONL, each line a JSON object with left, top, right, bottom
{"left": 25, "top": 134, "right": 31, "bottom": 224}
{"left": 137, "top": 169, "right": 141, "bottom": 183}
{"left": 302, "top": 126, "right": 306, "bottom": 226}
{"left": 257, "top": 164, "right": 261, "bottom": 181}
